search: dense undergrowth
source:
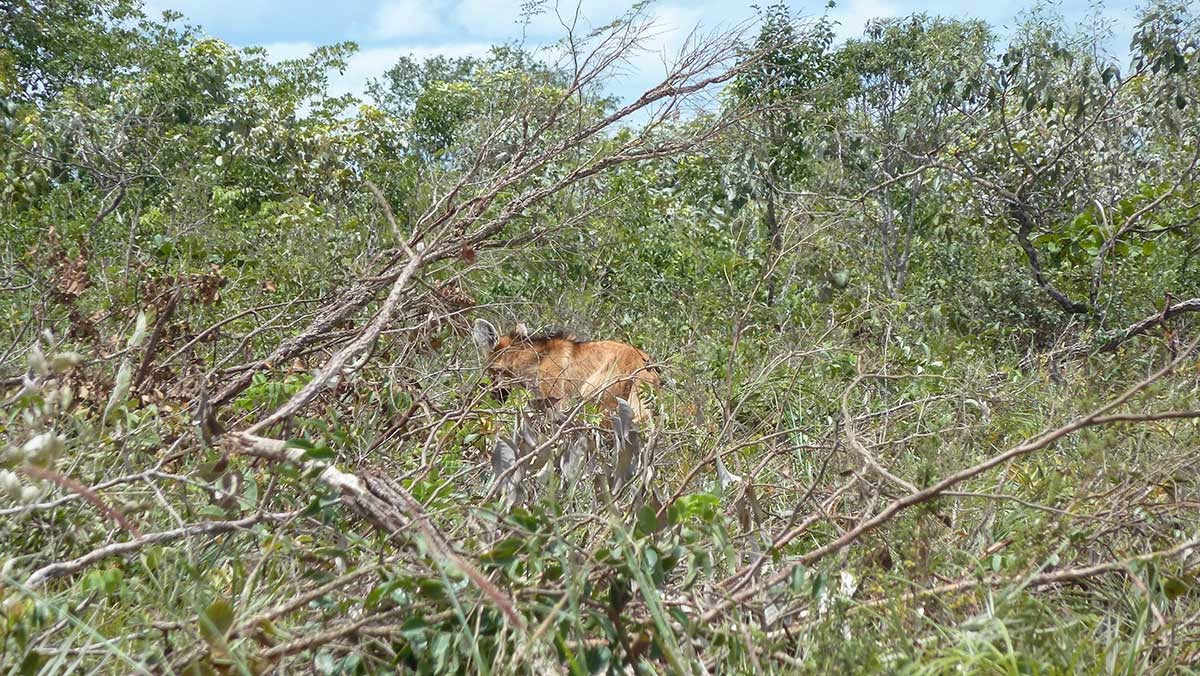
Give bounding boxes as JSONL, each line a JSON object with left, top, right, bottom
{"left": 2, "top": 0, "right": 1200, "bottom": 673}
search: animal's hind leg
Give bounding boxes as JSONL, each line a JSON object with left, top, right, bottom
{"left": 624, "top": 379, "right": 653, "bottom": 427}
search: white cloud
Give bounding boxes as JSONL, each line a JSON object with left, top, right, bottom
{"left": 260, "top": 41, "right": 320, "bottom": 63}
{"left": 374, "top": 0, "right": 445, "bottom": 39}
{"left": 145, "top": 0, "right": 269, "bottom": 26}
{"left": 454, "top": 0, "right": 627, "bottom": 40}
{"left": 242, "top": 0, "right": 899, "bottom": 112}
{"left": 455, "top": 0, "right": 548, "bottom": 38}
{"left": 626, "top": 5, "right": 708, "bottom": 74}
{"left": 258, "top": 40, "right": 493, "bottom": 101}
{"left": 331, "top": 43, "right": 495, "bottom": 98}
{"left": 828, "top": 0, "right": 901, "bottom": 40}
{"left": 608, "top": 3, "right": 738, "bottom": 106}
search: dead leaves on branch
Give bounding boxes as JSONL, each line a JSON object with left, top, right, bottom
{"left": 53, "top": 253, "right": 90, "bottom": 300}
{"left": 27, "top": 226, "right": 90, "bottom": 301}
{"left": 192, "top": 264, "right": 227, "bottom": 306}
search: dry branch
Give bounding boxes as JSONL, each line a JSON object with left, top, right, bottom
{"left": 1106, "top": 297, "right": 1200, "bottom": 348}
{"left": 210, "top": 273, "right": 402, "bottom": 406}
{"left": 1010, "top": 201, "right": 1090, "bottom": 314}
{"left": 245, "top": 249, "right": 425, "bottom": 433}
{"left": 132, "top": 286, "right": 181, "bottom": 391}
{"left": 16, "top": 464, "right": 142, "bottom": 538}
{"left": 14, "top": 510, "right": 299, "bottom": 592}
{"left": 701, "top": 335, "right": 1200, "bottom": 623}
{"left": 1059, "top": 297, "right": 1200, "bottom": 358}
{"left": 766, "top": 533, "right": 1200, "bottom": 641}
{"left": 221, "top": 431, "right": 525, "bottom": 630}
{"left": 840, "top": 373, "right": 920, "bottom": 494}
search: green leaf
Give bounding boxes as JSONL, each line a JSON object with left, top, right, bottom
{"left": 19, "top": 651, "right": 47, "bottom": 676}
{"left": 634, "top": 505, "right": 660, "bottom": 538}
{"left": 198, "top": 504, "right": 228, "bottom": 518}
{"left": 285, "top": 438, "right": 335, "bottom": 461}
{"left": 198, "top": 597, "right": 235, "bottom": 648}
{"left": 791, "top": 564, "right": 807, "bottom": 593}
{"left": 667, "top": 493, "right": 720, "bottom": 525}
{"left": 240, "top": 477, "right": 258, "bottom": 510}
{"left": 365, "top": 579, "right": 402, "bottom": 609}
{"left": 429, "top": 632, "right": 452, "bottom": 670}
{"left": 81, "top": 567, "right": 124, "bottom": 596}
{"left": 313, "top": 651, "right": 335, "bottom": 673}
{"left": 479, "top": 537, "right": 523, "bottom": 566}
{"left": 811, "top": 571, "right": 828, "bottom": 599}
{"left": 1162, "top": 576, "right": 1193, "bottom": 600}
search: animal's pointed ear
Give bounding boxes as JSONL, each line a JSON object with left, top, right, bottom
{"left": 472, "top": 319, "right": 499, "bottom": 352}
{"left": 513, "top": 322, "right": 529, "bottom": 340}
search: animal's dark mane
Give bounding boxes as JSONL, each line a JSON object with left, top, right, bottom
{"left": 511, "top": 327, "right": 582, "bottom": 344}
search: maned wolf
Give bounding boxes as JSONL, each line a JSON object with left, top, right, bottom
{"left": 471, "top": 319, "right": 659, "bottom": 422}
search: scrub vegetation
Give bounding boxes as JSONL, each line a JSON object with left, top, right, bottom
{"left": 2, "top": 0, "right": 1199, "bottom": 672}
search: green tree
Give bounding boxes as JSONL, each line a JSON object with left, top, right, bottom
{"left": 728, "top": 4, "right": 836, "bottom": 307}
{"left": 0, "top": 0, "right": 142, "bottom": 99}
{"left": 830, "top": 16, "right": 992, "bottom": 293}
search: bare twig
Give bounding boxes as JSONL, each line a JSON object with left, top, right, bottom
{"left": 222, "top": 431, "right": 525, "bottom": 630}
{"left": 17, "top": 464, "right": 142, "bottom": 538}
{"left": 701, "top": 335, "right": 1200, "bottom": 623}
{"left": 16, "top": 511, "right": 299, "bottom": 592}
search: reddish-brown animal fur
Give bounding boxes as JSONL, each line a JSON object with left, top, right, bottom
{"left": 472, "top": 319, "right": 659, "bottom": 420}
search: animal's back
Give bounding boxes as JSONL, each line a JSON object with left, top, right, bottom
{"left": 561, "top": 341, "right": 658, "bottom": 418}
{"left": 472, "top": 318, "right": 659, "bottom": 422}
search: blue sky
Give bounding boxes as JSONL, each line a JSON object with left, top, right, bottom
{"left": 144, "top": 0, "right": 1145, "bottom": 105}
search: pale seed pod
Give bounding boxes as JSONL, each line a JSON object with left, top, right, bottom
{"left": 103, "top": 360, "right": 133, "bottom": 422}
{"left": 0, "top": 469, "right": 22, "bottom": 501}
{"left": 49, "top": 352, "right": 84, "bottom": 373}
{"left": 27, "top": 344, "right": 49, "bottom": 377}
{"left": 128, "top": 311, "right": 149, "bottom": 349}
{"left": 21, "top": 432, "right": 65, "bottom": 466}
{"left": 42, "top": 387, "right": 59, "bottom": 414}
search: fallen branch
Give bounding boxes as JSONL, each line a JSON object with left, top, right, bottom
{"left": 14, "top": 510, "right": 299, "bottom": 592}
{"left": 1061, "top": 297, "right": 1200, "bottom": 358}
{"left": 17, "top": 464, "right": 142, "bottom": 538}
{"left": 701, "top": 335, "right": 1200, "bottom": 623}
{"left": 245, "top": 248, "right": 424, "bottom": 433}
{"left": 1105, "top": 296, "right": 1200, "bottom": 350}
{"left": 262, "top": 607, "right": 408, "bottom": 659}
{"left": 222, "top": 432, "right": 525, "bottom": 630}
{"left": 210, "top": 273, "right": 401, "bottom": 406}
{"left": 840, "top": 373, "right": 920, "bottom": 494}
{"left": 238, "top": 563, "right": 383, "bottom": 636}
{"left": 132, "top": 286, "right": 181, "bottom": 390}
{"left": 765, "top": 533, "right": 1200, "bottom": 640}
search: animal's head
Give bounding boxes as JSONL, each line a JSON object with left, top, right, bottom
{"left": 471, "top": 319, "right": 542, "bottom": 399}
